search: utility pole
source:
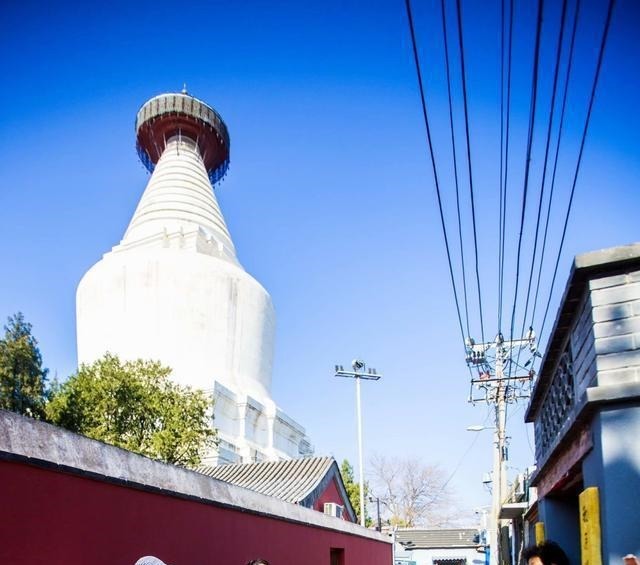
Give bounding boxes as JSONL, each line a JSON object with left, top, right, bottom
{"left": 466, "top": 331, "right": 537, "bottom": 565}
{"left": 369, "top": 495, "right": 382, "bottom": 532}
{"left": 492, "top": 346, "right": 508, "bottom": 565}
{"left": 334, "top": 360, "right": 382, "bottom": 527}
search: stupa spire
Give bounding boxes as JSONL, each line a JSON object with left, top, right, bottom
{"left": 117, "top": 91, "right": 235, "bottom": 261}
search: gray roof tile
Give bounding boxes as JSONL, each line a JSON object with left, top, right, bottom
{"left": 197, "top": 456, "right": 332, "bottom": 502}
{"left": 395, "top": 528, "right": 478, "bottom": 549}
{"left": 196, "top": 456, "right": 357, "bottom": 522}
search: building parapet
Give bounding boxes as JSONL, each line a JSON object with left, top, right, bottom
{"left": 0, "top": 410, "right": 387, "bottom": 542}
{"left": 526, "top": 243, "right": 640, "bottom": 470}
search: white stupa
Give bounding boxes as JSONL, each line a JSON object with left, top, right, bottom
{"left": 76, "top": 91, "right": 312, "bottom": 464}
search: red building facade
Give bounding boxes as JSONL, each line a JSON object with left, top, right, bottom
{"left": 0, "top": 411, "right": 390, "bottom": 565}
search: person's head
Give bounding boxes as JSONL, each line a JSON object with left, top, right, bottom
{"left": 246, "top": 560, "right": 270, "bottom": 565}
{"left": 523, "top": 541, "right": 569, "bottom": 565}
{"left": 523, "top": 544, "right": 544, "bottom": 565}
{"left": 135, "top": 558, "right": 168, "bottom": 565}
{"left": 541, "top": 541, "right": 570, "bottom": 565}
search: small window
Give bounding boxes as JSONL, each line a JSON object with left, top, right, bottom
{"left": 330, "top": 547, "right": 344, "bottom": 565}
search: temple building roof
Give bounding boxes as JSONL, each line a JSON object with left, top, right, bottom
{"left": 197, "top": 456, "right": 356, "bottom": 521}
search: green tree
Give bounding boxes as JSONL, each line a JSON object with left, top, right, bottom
{"left": 340, "top": 459, "right": 371, "bottom": 526}
{"left": 0, "top": 312, "right": 49, "bottom": 418}
{"left": 46, "top": 353, "right": 216, "bottom": 466}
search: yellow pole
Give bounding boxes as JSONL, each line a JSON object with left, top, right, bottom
{"left": 579, "top": 486, "right": 602, "bottom": 565}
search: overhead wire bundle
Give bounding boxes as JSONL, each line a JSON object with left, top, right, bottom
{"left": 404, "top": 0, "right": 618, "bottom": 380}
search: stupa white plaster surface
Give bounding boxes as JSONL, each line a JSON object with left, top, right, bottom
{"left": 77, "top": 133, "right": 311, "bottom": 464}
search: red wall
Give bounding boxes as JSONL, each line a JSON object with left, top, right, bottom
{"left": 314, "top": 477, "right": 355, "bottom": 522}
{"left": 1, "top": 460, "right": 390, "bottom": 565}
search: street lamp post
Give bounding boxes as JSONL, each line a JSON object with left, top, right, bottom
{"left": 334, "top": 359, "right": 382, "bottom": 527}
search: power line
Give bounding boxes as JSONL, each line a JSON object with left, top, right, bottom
{"left": 514, "top": 0, "right": 570, "bottom": 375}
{"left": 508, "top": 0, "right": 544, "bottom": 361}
{"left": 539, "top": 0, "right": 617, "bottom": 340}
{"left": 525, "top": 420, "right": 535, "bottom": 456}
{"left": 520, "top": 0, "right": 568, "bottom": 336}
{"left": 498, "top": 0, "right": 514, "bottom": 333}
{"left": 438, "top": 405, "right": 493, "bottom": 496}
{"left": 440, "top": 0, "right": 471, "bottom": 339}
{"left": 498, "top": 0, "right": 505, "bottom": 332}
{"left": 455, "top": 0, "right": 485, "bottom": 344}
{"left": 530, "top": 0, "right": 582, "bottom": 330}
{"left": 404, "top": 0, "right": 467, "bottom": 349}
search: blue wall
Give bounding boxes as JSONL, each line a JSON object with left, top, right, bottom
{"left": 595, "top": 405, "right": 640, "bottom": 562}
{"left": 539, "top": 494, "right": 581, "bottom": 563}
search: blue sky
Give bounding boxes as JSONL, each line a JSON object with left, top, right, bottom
{"left": 1, "top": 0, "right": 638, "bottom": 516}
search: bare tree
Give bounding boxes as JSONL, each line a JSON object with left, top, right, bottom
{"left": 369, "top": 454, "right": 462, "bottom": 527}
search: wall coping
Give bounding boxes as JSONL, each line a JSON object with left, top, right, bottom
{"left": 0, "top": 410, "right": 389, "bottom": 544}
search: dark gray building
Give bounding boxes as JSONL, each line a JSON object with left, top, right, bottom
{"left": 525, "top": 243, "right": 640, "bottom": 563}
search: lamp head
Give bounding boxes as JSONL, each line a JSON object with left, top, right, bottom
{"left": 352, "top": 359, "right": 365, "bottom": 371}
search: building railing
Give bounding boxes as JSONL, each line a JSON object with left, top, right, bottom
{"left": 534, "top": 348, "right": 575, "bottom": 462}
